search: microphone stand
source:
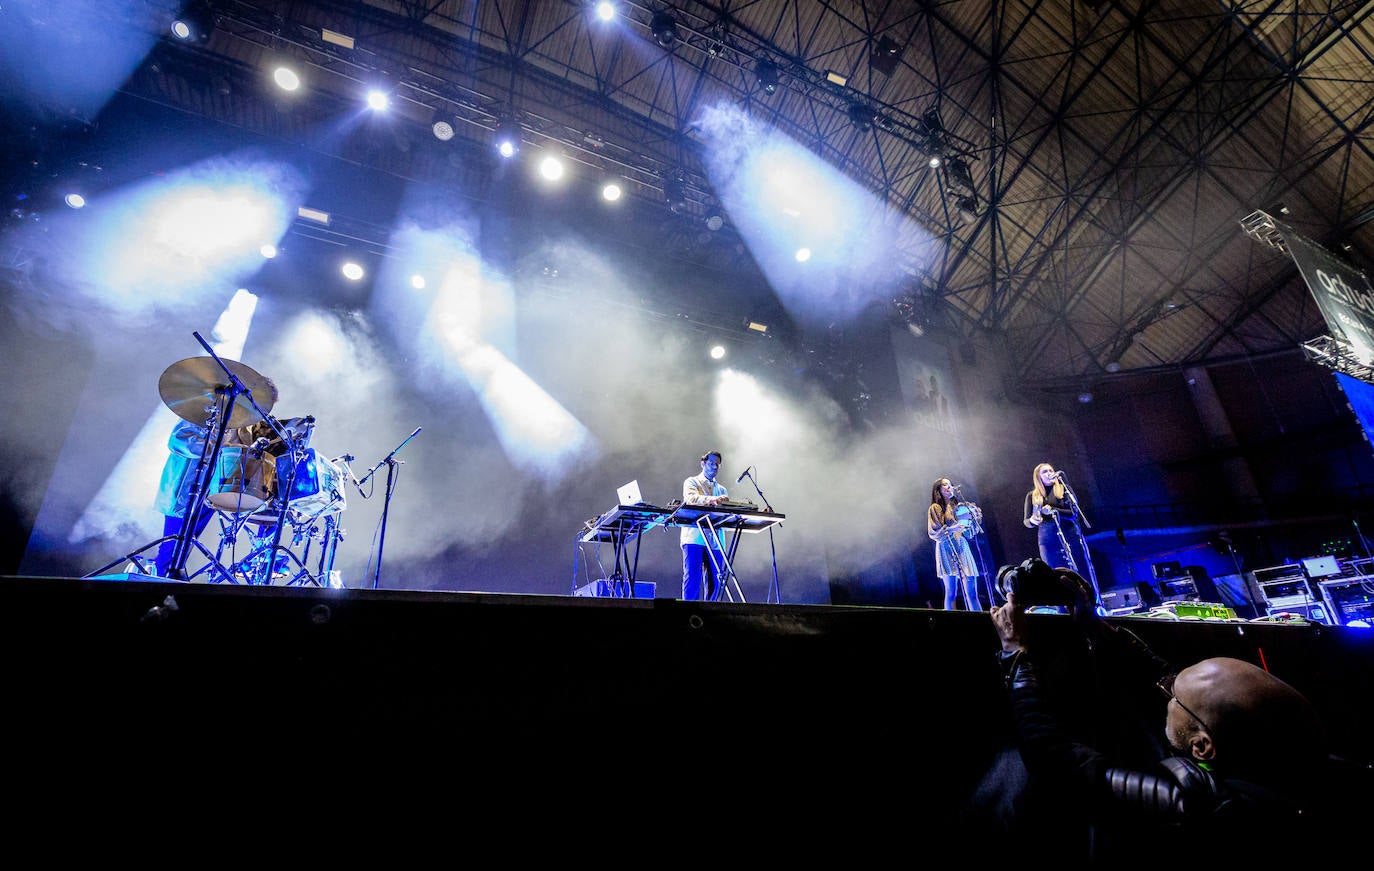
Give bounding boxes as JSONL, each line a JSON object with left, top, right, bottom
{"left": 954, "top": 489, "right": 993, "bottom": 608}
{"left": 1058, "top": 478, "right": 1102, "bottom": 603}
{"left": 740, "top": 468, "right": 783, "bottom": 604}
{"left": 357, "top": 426, "right": 422, "bottom": 589}
{"left": 173, "top": 331, "right": 280, "bottom": 581}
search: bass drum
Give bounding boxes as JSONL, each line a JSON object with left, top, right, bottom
{"left": 276, "top": 449, "right": 346, "bottom": 517}
{"left": 206, "top": 445, "right": 276, "bottom": 513}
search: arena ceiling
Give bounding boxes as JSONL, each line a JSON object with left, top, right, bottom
{"left": 8, "top": 0, "right": 1374, "bottom": 396}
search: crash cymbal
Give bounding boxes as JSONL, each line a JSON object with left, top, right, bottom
{"left": 158, "top": 356, "right": 278, "bottom": 429}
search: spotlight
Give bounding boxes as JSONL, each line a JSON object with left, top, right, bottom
{"left": 594, "top": 2, "right": 617, "bottom": 22}
{"left": 710, "top": 345, "right": 726, "bottom": 360}
{"left": 825, "top": 70, "right": 849, "bottom": 87}
{"left": 273, "top": 66, "right": 301, "bottom": 92}
{"left": 431, "top": 109, "right": 455, "bottom": 141}
{"left": 651, "top": 12, "right": 678, "bottom": 49}
{"left": 493, "top": 119, "right": 522, "bottom": 158}
{"left": 847, "top": 103, "right": 874, "bottom": 131}
{"left": 755, "top": 59, "right": 779, "bottom": 96}
{"left": 663, "top": 172, "right": 687, "bottom": 214}
{"left": 259, "top": 243, "right": 277, "bottom": 259}
{"left": 539, "top": 155, "right": 565, "bottom": 181}
{"left": 1077, "top": 392, "right": 1094, "bottom": 404}
{"left": 365, "top": 88, "right": 390, "bottom": 111}
{"left": 410, "top": 274, "right": 426, "bottom": 289}
{"left": 63, "top": 193, "right": 86, "bottom": 209}
{"left": 170, "top": 5, "right": 215, "bottom": 44}
{"left": 341, "top": 261, "right": 365, "bottom": 281}
{"left": 601, "top": 180, "right": 623, "bottom": 202}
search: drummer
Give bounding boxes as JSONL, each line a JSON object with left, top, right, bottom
{"left": 151, "top": 413, "right": 304, "bottom": 577}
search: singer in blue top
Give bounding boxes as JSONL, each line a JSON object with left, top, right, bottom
{"left": 680, "top": 450, "right": 728, "bottom": 600}
{"left": 1022, "top": 462, "right": 1090, "bottom": 577}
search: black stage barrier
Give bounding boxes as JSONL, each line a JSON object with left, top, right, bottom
{"left": 1, "top": 574, "right": 1371, "bottom": 848}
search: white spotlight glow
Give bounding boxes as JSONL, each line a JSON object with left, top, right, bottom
{"left": 64, "top": 193, "right": 86, "bottom": 209}
{"left": 928, "top": 155, "right": 942, "bottom": 168}
{"left": 366, "top": 89, "right": 389, "bottom": 111}
{"left": 260, "top": 243, "right": 277, "bottom": 258}
{"left": 410, "top": 274, "right": 427, "bottom": 289}
{"left": 595, "top": 2, "right": 616, "bottom": 21}
{"left": 710, "top": 345, "right": 726, "bottom": 360}
{"left": 341, "top": 261, "right": 365, "bottom": 281}
{"left": 539, "top": 156, "right": 565, "bottom": 181}
{"left": 273, "top": 66, "right": 301, "bottom": 91}
{"left": 795, "top": 247, "right": 812, "bottom": 262}
{"left": 601, "top": 181, "right": 623, "bottom": 201}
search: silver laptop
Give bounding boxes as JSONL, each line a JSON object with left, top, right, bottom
{"left": 616, "top": 480, "right": 643, "bottom": 506}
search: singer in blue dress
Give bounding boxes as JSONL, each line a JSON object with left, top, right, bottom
{"left": 1022, "top": 462, "right": 1091, "bottom": 576}
{"left": 928, "top": 477, "right": 981, "bottom": 610}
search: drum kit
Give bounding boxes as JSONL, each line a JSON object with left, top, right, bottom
{"left": 91, "top": 346, "right": 354, "bottom": 586}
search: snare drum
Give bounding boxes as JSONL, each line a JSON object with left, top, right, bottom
{"left": 275, "top": 449, "right": 346, "bottom": 516}
{"left": 206, "top": 446, "right": 276, "bottom": 513}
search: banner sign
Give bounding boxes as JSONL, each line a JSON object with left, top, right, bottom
{"left": 1281, "top": 222, "right": 1374, "bottom": 364}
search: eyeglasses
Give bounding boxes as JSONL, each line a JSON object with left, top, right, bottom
{"left": 1157, "top": 672, "right": 1214, "bottom": 735}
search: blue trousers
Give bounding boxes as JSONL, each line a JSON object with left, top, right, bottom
{"left": 682, "top": 543, "right": 726, "bottom": 601}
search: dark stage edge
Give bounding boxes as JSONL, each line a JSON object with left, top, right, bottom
{"left": 3, "top": 574, "right": 1372, "bottom": 845}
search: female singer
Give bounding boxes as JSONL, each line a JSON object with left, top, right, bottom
{"left": 1022, "top": 462, "right": 1089, "bottom": 574}
{"left": 928, "top": 477, "right": 981, "bottom": 610}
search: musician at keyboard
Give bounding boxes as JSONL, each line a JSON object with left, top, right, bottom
{"left": 680, "top": 450, "right": 729, "bottom": 601}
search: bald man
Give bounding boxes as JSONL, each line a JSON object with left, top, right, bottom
{"left": 981, "top": 581, "right": 1346, "bottom": 864}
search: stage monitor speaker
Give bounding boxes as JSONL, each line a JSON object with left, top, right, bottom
{"left": 573, "top": 579, "right": 655, "bottom": 599}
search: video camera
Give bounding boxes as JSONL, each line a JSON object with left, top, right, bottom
{"left": 996, "top": 557, "right": 1095, "bottom": 608}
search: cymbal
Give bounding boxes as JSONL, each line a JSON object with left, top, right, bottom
{"left": 158, "top": 356, "right": 278, "bottom": 429}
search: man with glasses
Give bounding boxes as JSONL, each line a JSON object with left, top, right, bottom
{"left": 977, "top": 563, "right": 1355, "bottom": 864}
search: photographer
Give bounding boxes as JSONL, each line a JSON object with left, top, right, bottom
{"left": 980, "top": 558, "right": 1353, "bottom": 864}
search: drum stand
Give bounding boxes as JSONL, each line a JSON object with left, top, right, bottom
{"left": 84, "top": 394, "right": 242, "bottom": 584}
{"left": 221, "top": 432, "right": 323, "bottom": 586}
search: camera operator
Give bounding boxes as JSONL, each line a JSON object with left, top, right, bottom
{"left": 980, "top": 557, "right": 1360, "bottom": 864}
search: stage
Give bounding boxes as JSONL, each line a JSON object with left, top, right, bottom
{"left": 3, "top": 573, "right": 1371, "bottom": 835}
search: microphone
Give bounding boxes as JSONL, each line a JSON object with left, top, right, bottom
{"left": 303, "top": 415, "right": 315, "bottom": 425}
{"left": 1053, "top": 470, "right": 1066, "bottom": 480}
{"left": 249, "top": 437, "right": 271, "bottom": 457}
{"left": 332, "top": 454, "right": 355, "bottom": 464}
{"left": 736, "top": 466, "right": 753, "bottom": 484}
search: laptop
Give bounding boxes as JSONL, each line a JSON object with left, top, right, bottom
{"left": 616, "top": 480, "right": 644, "bottom": 506}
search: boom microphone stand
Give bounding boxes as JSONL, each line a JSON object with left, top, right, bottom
{"left": 357, "top": 426, "right": 422, "bottom": 589}
{"left": 738, "top": 466, "right": 783, "bottom": 604}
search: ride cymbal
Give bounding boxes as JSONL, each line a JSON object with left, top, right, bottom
{"left": 158, "top": 356, "right": 278, "bottom": 429}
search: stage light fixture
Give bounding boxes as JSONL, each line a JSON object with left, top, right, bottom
{"left": 755, "top": 59, "right": 779, "bottom": 96}
{"left": 601, "top": 180, "right": 623, "bottom": 202}
{"left": 594, "top": 1, "right": 617, "bottom": 21}
{"left": 945, "top": 158, "right": 975, "bottom": 197}
{"left": 273, "top": 66, "right": 301, "bottom": 91}
{"left": 365, "top": 88, "right": 390, "bottom": 111}
{"left": 170, "top": 5, "right": 214, "bottom": 44}
{"left": 746, "top": 320, "right": 769, "bottom": 334}
{"left": 431, "top": 109, "right": 455, "bottom": 141}
{"left": 651, "top": 12, "right": 678, "bottom": 49}
{"left": 955, "top": 195, "right": 980, "bottom": 225}
{"left": 663, "top": 172, "right": 688, "bottom": 214}
{"left": 63, "top": 193, "right": 86, "bottom": 209}
{"left": 826, "top": 70, "right": 849, "bottom": 87}
{"left": 870, "top": 35, "right": 903, "bottom": 76}
{"left": 493, "top": 119, "right": 522, "bottom": 158}
{"left": 847, "top": 103, "right": 874, "bottom": 131}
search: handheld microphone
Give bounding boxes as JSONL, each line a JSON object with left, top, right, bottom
{"left": 736, "top": 466, "right": 753, "bottom": 484}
